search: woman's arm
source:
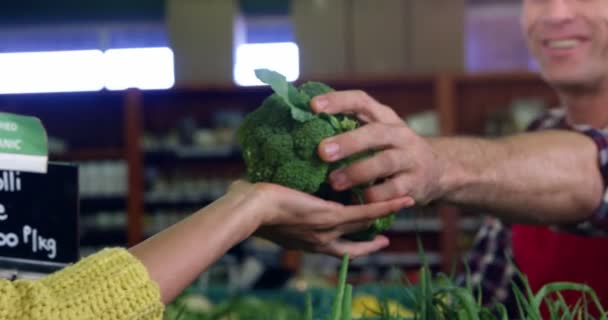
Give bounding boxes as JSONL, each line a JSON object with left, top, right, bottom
{"left": 0, "top": 180, "right": 408, "bottom": 319}
{"left": 130, "top": 180, "right": 410, "bottom": 304}
{"left": 129, "top": 181, "right": 262, "bottom": 304}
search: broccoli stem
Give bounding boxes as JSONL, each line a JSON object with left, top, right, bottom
{"left": 353, "top": 188, "right": 365, "bottom": 205}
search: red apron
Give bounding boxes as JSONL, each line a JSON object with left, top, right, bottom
{"left": 512, "top": 224, "right": 608, "bottom": 316}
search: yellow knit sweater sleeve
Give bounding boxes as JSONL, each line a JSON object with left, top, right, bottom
{"left": 0, "top": 248, "right": 164, "bottom": 320}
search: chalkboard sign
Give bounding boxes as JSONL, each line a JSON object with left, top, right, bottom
{"left": 0, "top": 163, "right": 79, "bottom": 272}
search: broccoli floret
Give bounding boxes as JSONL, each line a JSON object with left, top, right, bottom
{"left": 273, "top": 160, "right": 328, "bottom": 194}
{"left": 237, "top": 94, "right": 292, "bottom": 147}
{"left": 247, "top": 163, "right": 274, "bottom": 183}
{"left": 240, "top": 126, "right": 276, "bottom": 182}
{"left": 345, "top": 214, "right": 395, "bottom": 241}
{"left": 237, "top": 70, "right": 396, "bottom": 240}
{"left": 293, "top": 118, "right": 336, "bottom": 159}
{"left": 263, "top": 133, "right": 295, "bottom": 165}
{"left": 299, "top": 81, "right": 334, "bottom": 97}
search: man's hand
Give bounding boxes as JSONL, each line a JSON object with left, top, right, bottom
{"left": 235, "top": 181, "right": 413, "bottom": 258}
{"left": 308, "top": 90, "right": 605, "bottom": 225}
{"left": 311, "top": 90, "right": 446, "bottom": 206}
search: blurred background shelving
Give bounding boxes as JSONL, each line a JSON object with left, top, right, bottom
{"left": 0, "top": 0, "right": 560, "bottom": 285}
{"left": 0, "top": 72, "right": 558, "bottom": 276}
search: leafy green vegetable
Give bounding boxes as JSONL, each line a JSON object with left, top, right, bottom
{"left": 343, "top": 284, "right": 353, "bottom": 320}
{"left": 166, "top": 243, "right": 608, "bottom": 320}
{"left": 255, "top": 69, "right": 316, "bottom": 122}
{"left": 305, "top": 292, "right": 313, "bottom": 320}
{"left": 330, "top": 254, "right": 350, "bottom": 320}
{"left": 166, "top": 294, "right": 303, "bottom": 320}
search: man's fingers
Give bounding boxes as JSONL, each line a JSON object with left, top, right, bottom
{"left": 318, "top": 122, "right": 407, "bottom": 163}
{"left": 306, "top": 223, "right": 373, "bottom": 247}
{"left": 324, "top": 196, "right": 413, "bottom": 227}
{"left": 335, "top": 220, "right": 375, "bottom": 235}
{"left": 310, "top": 90, "right": 400, "bottom": 124}
{"left": 364, "top": 173, "right": 414, "bottom": 202}
{"left": 321, "top": 235, "right": 390, "bottom": 258}
{"left": 328, "top": 149, "right": 408, "bottom": 191}
{"left": 304, "top": 229, "right": 342, "bottom": 247}
{"left": 264, "top": 183, "right": 340, "bottom": 209}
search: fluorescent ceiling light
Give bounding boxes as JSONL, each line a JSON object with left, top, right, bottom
{"left": 0, "top": 50, "right": 104, "bottom": 94}
{"left": 234, "top": 42, "right": 299, "bottom": 86}
{"left": 0, "top": 47, "right": 175, "bottom": 94}
{"left": 103, "top": 47, "right": 175, "bottom": 91}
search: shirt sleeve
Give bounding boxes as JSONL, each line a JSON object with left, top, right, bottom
{"left": 0, "top": 248, "right": 164, "bottom": 320}
{"left": 553, "top": 127, "right": 608, "bottom": 235}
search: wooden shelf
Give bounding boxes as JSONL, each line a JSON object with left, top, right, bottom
{"left": 144, "top": 197, "right": 214, "bottom": 210}
{"left": 80, "top": 196, "right": 127, "bottom": 212}
{"left": 143, "top": 146, "right": 241, "bottom": 163}
{"left": 350, "top": 252, "right": 442, "bottom": 268}
{"left": 80, "top": 229, "right": 127, "bottom": 247}
{"left": 454, "top": 70, "right": 542, "bottom": 83}
{"left": 391, "top": 217, "right": 482, "bottom": 233}
{"left": 169, "top": 73, "right": 435, "bottom": 93}
{"left": 51, "top": 148, "right": 124, "bottom": 161}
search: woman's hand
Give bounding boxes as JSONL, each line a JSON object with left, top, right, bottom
{"left": 130, "top": 179, "right": 410, "bottom": 303}
{"left": 231, "top": 180, "right": 413, "bottom": 258}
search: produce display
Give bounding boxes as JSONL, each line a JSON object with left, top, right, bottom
{"left": 236, "top": 69, "right": 394, "bottom": 240}
{"left": 166, "top": 243, "right": 608, "bottom": 320}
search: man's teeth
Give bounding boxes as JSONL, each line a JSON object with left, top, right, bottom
{"left": 548, "top": 39, "right": 580, "bottom": 49}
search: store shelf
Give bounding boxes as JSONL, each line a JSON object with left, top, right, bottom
{"left": 80, "top": 212, "right": 127, "bottom": 231}
{"left": 351, "top": 252, "right": 441, "bottom": 267}
{"left": 51, "top": 147, "right": 124, "bottom": 161}
{"left": 144, "top": 188, "right": 225, "bottom": 209}
{"left": 79, "top": 246, "right": 106, "bottom": 258}
{"left": 80, "top": 196, "right": 127, "bottom": 212}
{"left": 79, "top": 229, "right": 127, "bottom": 246}
{"left": 144, "top": 146, "right": 242, "bottom": 164}
{"left": 390, "top": 217, "right": 482, "bottom": 233}
{"left": 144, "top": 197, "right": 215, "bottom": 210}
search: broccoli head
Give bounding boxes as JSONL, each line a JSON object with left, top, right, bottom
{"left": 237, "top": 69, "right": 396, "bottom": 241}
{"left": 237, "top": 92, "right": 336, "bottom": 193}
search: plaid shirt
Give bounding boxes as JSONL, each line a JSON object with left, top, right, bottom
{"left": 463, "top": 108, "right": 608, "bottom": 314}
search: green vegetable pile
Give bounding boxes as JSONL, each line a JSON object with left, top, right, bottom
{"left": 167, "top": 243, "right": 608, "bottom": 319}
{"left": 312, "top": 249, "right": 608, "bottom": 320}
{"left": 165, "top": 294, "right": 301, "bottom": 320}
{"left": 237, "top": 69, "right": 394, "bottom": 240}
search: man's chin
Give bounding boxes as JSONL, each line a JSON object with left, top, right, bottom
{"left": 540, "top": 70, "right": 598, "bottom": 91}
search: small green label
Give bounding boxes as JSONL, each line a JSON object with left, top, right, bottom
{"left": 0, "top": 112, "right": 48, "bottom": 173}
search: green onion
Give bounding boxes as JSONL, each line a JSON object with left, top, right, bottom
{"left": 305, "top": 291, "right": 313, "bottom": 320}
{"left": 342, "top": 284, "right": 353, "bottom": 320}
{"left": 330, "top": 254, "right": 350, "bottom": 320}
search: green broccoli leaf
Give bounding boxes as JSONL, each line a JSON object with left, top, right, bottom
{"left": 255, "top": 69, "right": 291, "bottom": 104}
{"left": 255, "top": 68, "right": 316, "bottom": 123}
{"left": 290, "top": 106, "right": 316, "bottom": 122}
